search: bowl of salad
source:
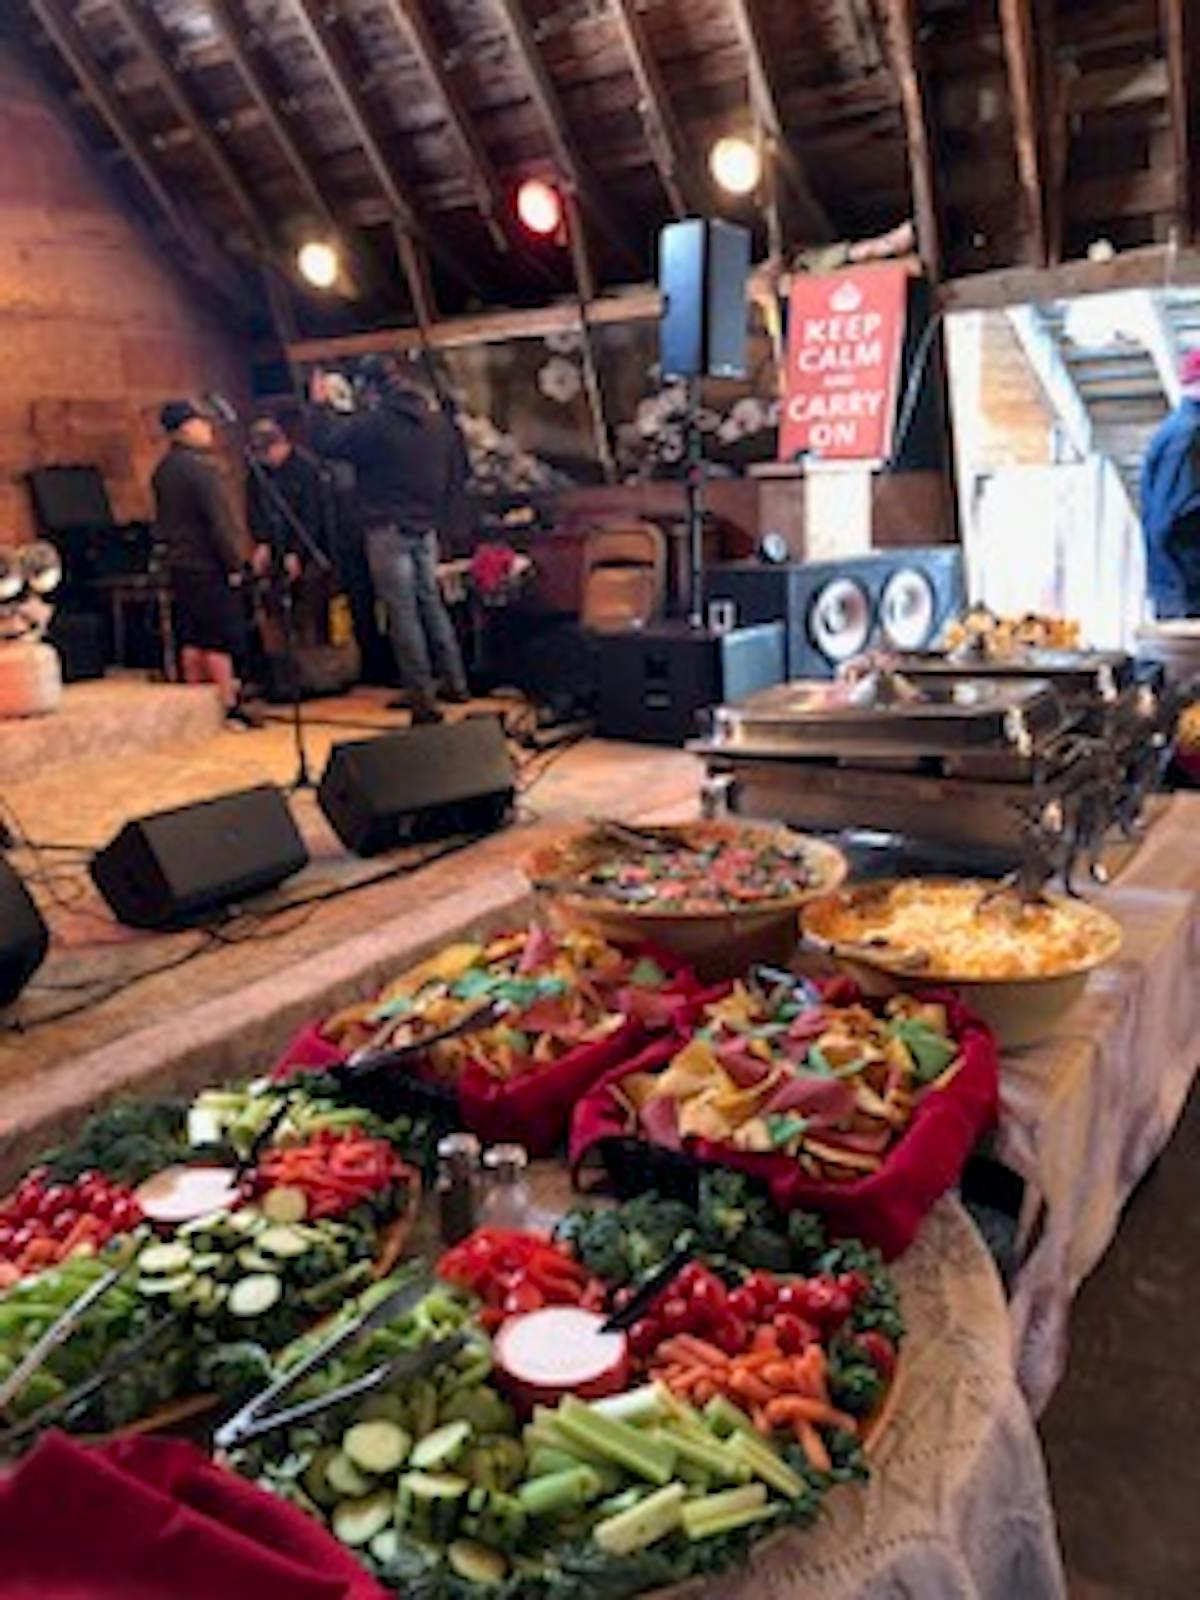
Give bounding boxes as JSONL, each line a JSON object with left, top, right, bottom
{"left": 528, "top": 820, "right": 847, "bottom": 980}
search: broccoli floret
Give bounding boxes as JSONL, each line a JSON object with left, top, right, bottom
{"left": 786, "top": 1210, "right": 827, "bottom": 1270}
{"left": 196, "top": 1339, "right": 273, "bottom": 1396}
{"left": 697, "top": 1170, "right": 775, "bottom": 1247}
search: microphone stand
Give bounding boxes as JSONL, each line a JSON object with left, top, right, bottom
{"left": 232, "top": 415, "right": 331, "bottom": 794}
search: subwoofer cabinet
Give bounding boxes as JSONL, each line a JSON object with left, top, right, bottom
{"left": 703, "top": 547, "right": 964, "bottom": 678}
{"left": 0, "top": 858, "right": 49, "bottom": 1006}
{"left": 596, "top": 621, "right": 786, "bottom": 745}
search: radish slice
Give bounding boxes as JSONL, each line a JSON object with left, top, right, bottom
{"left": 494, "top": 1307, "right": 630, "bottom": 1408}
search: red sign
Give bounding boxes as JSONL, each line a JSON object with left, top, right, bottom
{"left": 778, "top": 265, "right": 909, "bottom": 463}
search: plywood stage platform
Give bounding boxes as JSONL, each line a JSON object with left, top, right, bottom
{"left": 0, "top": 679, "right": 701, "bottom": 1184}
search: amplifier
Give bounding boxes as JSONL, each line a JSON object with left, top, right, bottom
{"left": 596, "top": 621, "right": 786, "bottom": 745}
{"left": 703, "top": 548, "right": 964, "bottom": 678}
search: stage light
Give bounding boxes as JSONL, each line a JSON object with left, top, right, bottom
{"left": 297, "top": 240, "right": 340, "bottom": 290}
{"left": 516, "top": 178, "right": 563, "bottom": 238}
{"left": 709, "top": 136, "right": 761, "bottom": 197}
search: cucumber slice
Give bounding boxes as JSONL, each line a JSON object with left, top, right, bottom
{"left": 326, "top": 1450, "right": 375, "bottom": 1498}
{"left": 227, "top": 1272, "right": 282, "bottom": 1318}
{"left": 448, "top": 1539, "right": 507, "bottom": 1586}
{"left": 410, "top": 1420, "right": 471, "bottom": 1472}
{"left": 188, "top": 1253, "right": 222, "bottom": 1273}
{"left": 236, "top": 1248, "right": 276, "bottom": 1274}
{"left": 358, "top": 1393, "right": 408, "bottom": 1425}
{"left": 137, "top": 1271, "right": 194, "bottom": 1296}
{"left": 369, "top": 1528, "right": 400, "bottom": 1566}
{"left": 261, "top": 1186, "right": 308, "bottom": 1225}
{"left": 258, "top": 1225, "right": 311, "bottom": 1260}
{"left": 138, "top": 1242, "right": 192, "bottom": 1276}
{"left": 332, "top": 1490, "right": 393, "bottom": 1547}
{"left": 226, "top": 1209, "right": 261, "bottom": 1234}
{"left": 303, "top": 1448, "right": 341, "bottom": 1508}
{"left": 343, "top": 1420, "right": 411, "bottom": 1476}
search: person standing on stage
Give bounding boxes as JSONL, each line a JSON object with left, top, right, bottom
{"left": 152, "top": 400, "right": 258, "bottom": 728}
{"left": 1140, "top": 349, "right": 1200, "bottom": 618}
{"left": 246, "top": 418, "right": 321, "bottom": 586}
{"left": 307, "top": 355, "right": 470, "bottom": 724}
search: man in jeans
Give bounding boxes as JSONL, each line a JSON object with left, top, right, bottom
{"left": 308, "top": 356, "right": 470, "bottom": 722}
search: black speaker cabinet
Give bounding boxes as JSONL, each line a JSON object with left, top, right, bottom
{"left": 659, "top": 219, "right": 752, "bottom": 380}
{"left": 318, "top": 714, "right": 516, "bottom": 857}
{"left": 703, "top": 548, "right": 964, "bottom": 678}
{"left": 0, "top": 858, "right": 49, "bottom": 1006}
{"left": 90, "top": 785, "right": 308, "bottom": 929}
{"left": 596, "top": 621, "right": 786, "bottom": 745}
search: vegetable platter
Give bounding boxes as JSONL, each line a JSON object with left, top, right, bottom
{"left": 273, "top": 923, "right": 703, "bottom": 1155}
{"left": 223, "top": 1172, "right": 905, "bottom": 1600}
{"left": 0, "top": 1075, "right": 432, "bottom": 1451}
{"left": 569, "top": 976, "right": 999, "bottom": 1258}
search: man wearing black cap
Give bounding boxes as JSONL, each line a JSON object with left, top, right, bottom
{"left": 152, "top": 400, "right": 254, "bottom": 725}
{"left": 308, "top": 355, "right": 470, "bottom": 723}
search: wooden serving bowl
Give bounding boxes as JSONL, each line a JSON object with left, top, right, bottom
{"left": 528, "top": 821, "right": 848, "bottom": 982}
{"left": 801, "top": 879, "right": 1123, "bottom": 1050}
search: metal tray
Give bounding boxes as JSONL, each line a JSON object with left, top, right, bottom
{"left": 703, "top": 676, "right": 1068, "bottom": 763}
{"left": 893, "top": 648, "right": 1135, "bottom": 703}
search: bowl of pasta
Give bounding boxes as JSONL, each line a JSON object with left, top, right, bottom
{"left": 800, "top": 878, "right": 1123, "bottom": 1048}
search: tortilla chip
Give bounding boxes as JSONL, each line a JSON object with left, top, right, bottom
{"left": 654, "top": 1037, "right": 723, "bottom": 1101}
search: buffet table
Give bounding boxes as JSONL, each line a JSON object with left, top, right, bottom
{"left": 998, "top": 793, "right": 1200, "bottom": 1411}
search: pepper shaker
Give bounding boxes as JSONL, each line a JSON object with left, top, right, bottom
{"left": 480, "top": 1143, "right": 532, "bottom": 1232}
{"left": 436, "top": 1131, "right": 482, "bottom": 1245}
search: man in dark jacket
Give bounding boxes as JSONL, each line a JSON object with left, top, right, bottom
{"left": 308, "top": 357, "right": 470, "bottom": 722}
{"left": 1140, "top": 349, "right": 1200, "bottom": 618}
{"left": 152, "top": 400, "right": 254, "bottom": 724}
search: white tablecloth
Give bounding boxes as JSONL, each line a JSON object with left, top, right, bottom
{"left": 687, "top": 1198, "right": 1065, "bottom": 1600}
{"left": 998, "top": 794, "right": 1200, "bottom": 1411}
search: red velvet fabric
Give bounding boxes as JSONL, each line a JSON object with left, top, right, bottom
{"left": 569, "top": 984, "right": 1000, "bottom": 1260}
{"left": 0, "top": 1432, "right": 387, "bottom": 1600}
{"left": 272, "top": 942, "right": 703, "bottom": 1158}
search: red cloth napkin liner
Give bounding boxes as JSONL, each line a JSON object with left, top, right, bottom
{"left": 569, "top": 981, "right": 1000, "bottom": 1260}
{"left": 0, "top": 1432, "right": 387, "bottom": 1600}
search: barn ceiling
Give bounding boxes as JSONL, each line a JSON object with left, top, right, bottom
{"left": 4, "top": 0, "right": 1198, "bottom": 343}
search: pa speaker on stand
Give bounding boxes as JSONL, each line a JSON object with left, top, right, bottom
{"left": 0, "top": 858, "right": 49, "bottom": 1006}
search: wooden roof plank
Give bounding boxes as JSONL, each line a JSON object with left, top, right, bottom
{"left": 723, "top": 0, "right": 832, "bottom": 243}
{"left": 878, "top": 0, "right": 944, "bottom": 280}
{"left": 1160, "top": 0, "right": 1199, "bottom": 241}
{"left": 998, "top": 0, "right": 1048, "bottom": 266}
{"left": 106, "top": 0, "right": 269, "bottom": 245}
{"left": 608, "top": 0, "right": 690, "bottom": 217}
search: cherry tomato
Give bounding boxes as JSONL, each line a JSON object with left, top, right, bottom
{"left": 674, "top": 1262, "right": 708, "bottom": 1296}
{"left": 803, "top": 1279, "right": 853, "bottom": 1331}
{"left": 36, "top": 1185, "right": 69, "bottom": 1221}
{"left": 659, "top": 1296, "right": 691, "bottom": 1336}
{"left": 726, "top": 1285, "right": 759, "bottom": 1322}
{"left": 856, "top": 1330, "right": 897, "bottom": 1378}
{"left": 774, "top": 1280, "right": 819, "bottom": 1317}
{"left": 711, "top": 1315, "right": 748, "bottom": 1356}
{"left": 612, "top": 1285, "right": 636, "bottom": 1312}
{"left": 627, "top": 1317, "right": 661, "bottom": 1360}
{"left": 688, "top": 1275, "right": 728, "bottom": 1319}
{"left": 0, "top": 1225, "right": 14, "bottom": 1255}
{"left": 837, "top": 1270, "right": 870, "bottom": 1306}
{"left": 8, "top": 1225, "right": 33, "bottom": 1256}
{"left": 48, "top": 1209, "right": 80, "bottom": 1241}
{"left": 776, "top": 1312, "right": 821, "bottom": 1355}
{"left": 84, "top": 1190, "right": 114, "bottom": 1221}
{"left": 745, "top": 1271, "right": 780, "bottom": 1313}
{"left": 108, "top": 1200, "right": 142, "bottom": 1233}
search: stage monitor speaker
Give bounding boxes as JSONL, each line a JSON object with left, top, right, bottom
{"left": 318, "top": 715, "right": 516, "bottom": 858}
{"left": 659, "top": 219, "right": 751, "bottom": 380}
{"left": 27, "top": 466, "right": 114, "bottom": 533}
{"left": 0, "top": 858, "right": 49, "bottom": 1007}
{"left": 596, "top": 621, "right": 786, "bottom": 745}
{"left": 90, "top": 785, "right": 309, "bottom": 930}
{"left": 703, "top": 548, "right": 964, "bottom": 678}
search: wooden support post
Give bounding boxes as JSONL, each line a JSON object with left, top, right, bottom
{"left": 998, "top": 0, "right": 1048, "bottom": 266}
{"left": 880, "top": 0, "right": 944, "bottom": 280}
{"left": 1160, "top": 0, "right": 1199, "bottom": 242}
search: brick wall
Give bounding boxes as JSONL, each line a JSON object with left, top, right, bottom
{"left": 0, "top": 45, "right": 249, "bottom": 545}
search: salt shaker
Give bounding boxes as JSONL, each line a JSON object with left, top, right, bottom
{"left": 480, "top": 1143, "right": 532, "bottom": 1232}
{"left": 436, "top": 1131, "right": 482, "bottom": 1245}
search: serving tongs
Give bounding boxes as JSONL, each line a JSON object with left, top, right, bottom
{"left": 588, "top": 819, "right": 703, "bottom": 856}
{"left": 600, "top": 1240, "right": 697, "bottom": 1334}
{"left": 214, "top": 1274, "right": 466, "bottom": 1450}
{"left": 341, "top": 997, "right": 508, "bottom": 1080}
{"left": 0, "top": 1257, "right": 132, "bottom": 1418}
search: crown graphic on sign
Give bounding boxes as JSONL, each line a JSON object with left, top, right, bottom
{"left": 830, "top": 280, "right": 863, "bottom": 313}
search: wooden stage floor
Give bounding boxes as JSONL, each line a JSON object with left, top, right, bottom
{"left": 0, "top": 681, "right": 700, "bottom": 1183}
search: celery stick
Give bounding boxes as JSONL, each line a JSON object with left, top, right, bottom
{"left": 523, "top": 1421, "right": 608, "bottom": 1467}
{"left": 704, "top": 1394, "right": 755, "bottom": 1439}
{"left": 728, "top": 1433, "right": 805, "bottom": 1500}
{"left": 527, "top": 1447, "right": 585, "bottom": 1479}
{"left": 517, "top": 1466, "right": 602, "bottom": 1518}
{"left": 593, "top": 1483, "right": 686, "bottom": 1556}
{"left": 684, "top": 1503, "right": 782, "bottom": 1541}
{"left": 679, "top": 1482, "right": 767, "bottom": 1533}
{"left": 555, "top": 1401, "right": 677, "bottom": 1486}
{"left": 657, "top": 1426, "right": 750, "bottom": 1484}
{"left": 590, "top": 1385, "right": 668, "bottom": 1427}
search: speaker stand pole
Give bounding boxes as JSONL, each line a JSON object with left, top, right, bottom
{"left": 684, "top": 377, "right": 705, "bottom": 628}
{"left": 277, "top": 574, "right": 316, "bottom": 793}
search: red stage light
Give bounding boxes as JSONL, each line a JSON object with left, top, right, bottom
{"left": 516, "top": 178, "right": 563, "bottom": 238}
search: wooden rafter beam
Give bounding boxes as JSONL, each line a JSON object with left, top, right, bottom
{"left": 724, "top": 0, "right": 832, "bottom": 242}
{"left": 879, "top": 0, "right": 944, "bottom": 280}
{"left": 107, "top": 0, "right": 267, "bottom": 245}
{"left": 24, "top": 0, "right": 244, "bottom": 304}
{"left": 608, "top": 0, "right": 689, "bottom": 216}
{"left": 203, "top": 0, "right": 339, "bottom": 236}
{"left": 1160, "top": 0, "right": 1199, "bottom": 242}
{"left": 937, "top": 244, "right": 1200, "bottom": 312}
{"left": 998, "top": 0, "right": 1047, "bottom": 266}
{"left": 377, "top": 0, "right": 507, "bottom": 248}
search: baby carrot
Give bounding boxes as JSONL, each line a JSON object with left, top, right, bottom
{"left": 729, "top": 1370, "right": 774, "bottom": 1406}
{"left": 798, "top": 1422, "right": 831, "bottom": 1473}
